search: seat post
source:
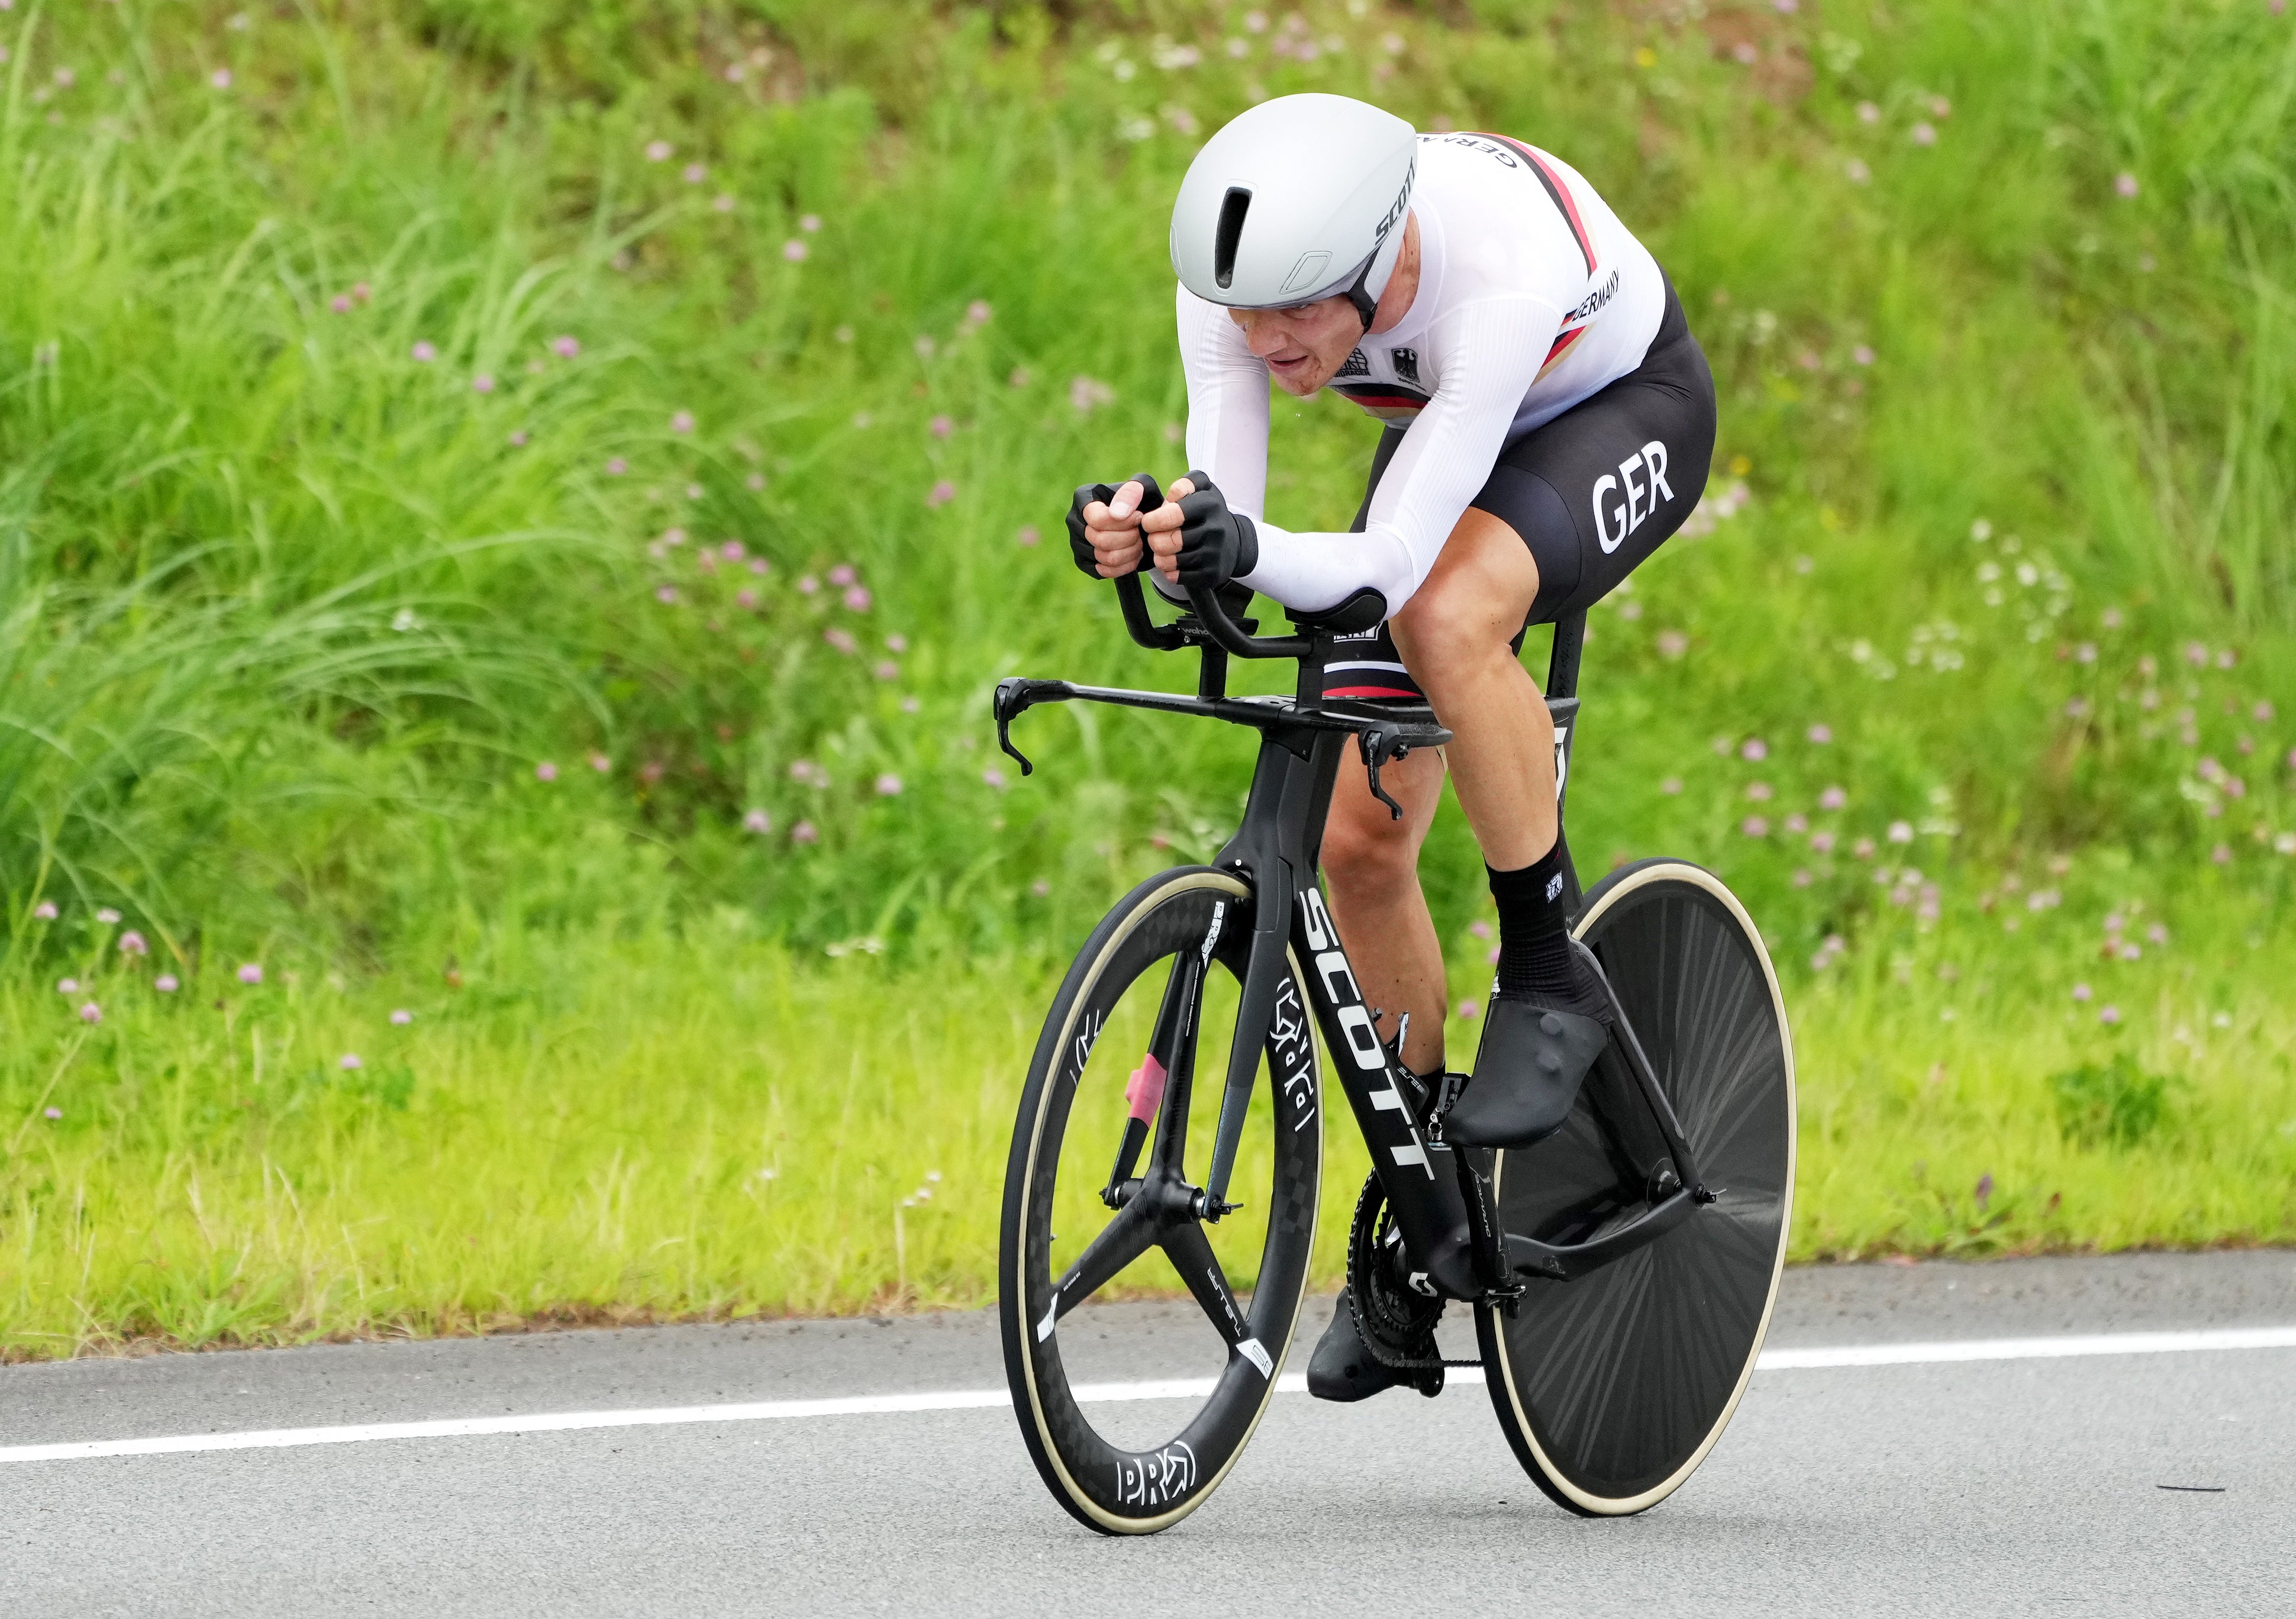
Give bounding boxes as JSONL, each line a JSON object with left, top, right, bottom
{"left": 1542, "top": 611, "right": 1588, "bottom": 917}
{"left": 1545, "top": 611, "right": 1586, "bottom": 702}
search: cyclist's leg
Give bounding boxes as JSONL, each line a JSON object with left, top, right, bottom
{"left": 1387, "top": 515, "right": 1551, "bottom": 869}
{"left": 1492, "top": 275, "right": 1717, "bottom": 628}
{"left": 1319, "top": 421, "right": 1452, "bottom": 1080}
{"left": 1407, "top": 277, "right": 1717, "bottom": 1146}
{"left": 1321, "top": 744, "right": 1447, "bottom": 1076}
{"left": 1395, "top": 273, "right": 1715, "bottom": 873}
{"left": 1314, "top": 758, "right": 1457, "bottom": 1405}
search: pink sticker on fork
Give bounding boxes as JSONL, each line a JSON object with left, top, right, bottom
{"left": 1126, "top": 1054, "right": 1168, "bottom": 1124}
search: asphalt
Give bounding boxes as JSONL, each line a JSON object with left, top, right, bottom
{"left": 5, "top": 1251, "right": 2292, "bottom": 1616}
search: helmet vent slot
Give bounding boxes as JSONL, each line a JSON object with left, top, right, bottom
{"left": 1213, "top": 187, "right": 1252, "bottom": 289}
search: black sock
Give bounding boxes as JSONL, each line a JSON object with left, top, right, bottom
{"left": 1487, "top": 848, "right": 1608, "bottom": 1021}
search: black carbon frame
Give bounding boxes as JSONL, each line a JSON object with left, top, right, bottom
{"left": 994, "top": 579, "right": 1700, "bottom": 1299}
{"left": 1211, "top": 722, "right": 1482, "bottom": 1299}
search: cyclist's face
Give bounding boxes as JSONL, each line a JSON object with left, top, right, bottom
{"left": 1228, "top": 296, "right": 1362, "bottom": 398}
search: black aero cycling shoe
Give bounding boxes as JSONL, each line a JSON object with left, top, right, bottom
{"left": 1306, "top": 1301, "right": 1441, "bottom": 1402}
{"left": 1443, "top": 997, "right": 1611, "bottom": 1149}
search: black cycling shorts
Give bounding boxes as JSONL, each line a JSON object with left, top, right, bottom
{"left": 1326, "top": 272, "right": 1715, "bottom": 703}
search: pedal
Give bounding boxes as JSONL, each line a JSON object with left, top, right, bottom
{"left": 1423, "top": 1070, "right": 1469, "bottom": 1140}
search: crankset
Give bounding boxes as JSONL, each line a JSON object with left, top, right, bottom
{"left": 1343, "top": 1175, "right": 1472, "bottom": 1392}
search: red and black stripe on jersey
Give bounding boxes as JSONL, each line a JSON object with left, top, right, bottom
{"left": 1331, "top": 382, "right": 1434, "bottom": 423}
{"left": 1475, "top": 133, "right": 1603, "bottom": 375}
{"left": 1474, "top": 133, "right": 1598, "bottom": 277}
{"left": 1331, "top": 136, "right": 1602, "bottom": 422}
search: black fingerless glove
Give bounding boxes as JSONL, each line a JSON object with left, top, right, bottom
{"left": 1173, "top": 474, "right": 1260, "bottom": 594}
{"left": 1065, "top": 472, "right": 1165, "bottom": 580}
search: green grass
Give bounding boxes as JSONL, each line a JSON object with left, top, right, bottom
{"left": 2, "top": 0, "right": 2293, "bottom": 1358}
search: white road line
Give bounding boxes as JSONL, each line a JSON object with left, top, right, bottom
{"left": 4, "top": 1325, "right": 2292, "bottom": 1466}
{"left": 1757, "top": 1326, "right": 2296, "bottom": 1369}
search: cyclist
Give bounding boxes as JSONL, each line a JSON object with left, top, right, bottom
{"left": 1069, "top": 93, "right": 1715, "bottom": 1397}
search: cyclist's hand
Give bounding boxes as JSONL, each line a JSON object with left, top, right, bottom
{"left": 1140, "top": 475, "right": 1197, "bottom": 581}
{"left": 1067, "top": 473, "right": 1166, "bottom": 579}
{"left": 1168, "top": 475, "right": 1260, "bottom": 594}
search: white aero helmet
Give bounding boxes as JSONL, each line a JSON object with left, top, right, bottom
{"left": 1169, "top": 93, "right": 1417, "bottom": 328}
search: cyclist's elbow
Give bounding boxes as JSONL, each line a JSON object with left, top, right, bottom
{"left": 1372, "top": 532, "right": 1434, "bottom": 620}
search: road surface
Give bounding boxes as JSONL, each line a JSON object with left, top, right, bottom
{"left": 5, "top": 1252, "right": 2292, "bottom": 1615}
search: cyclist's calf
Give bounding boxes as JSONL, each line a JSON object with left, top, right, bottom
{"left": 1319, "top": 747, "right": 1448, "bottom": 1075}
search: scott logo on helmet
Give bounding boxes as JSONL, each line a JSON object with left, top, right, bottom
{"left": 1371, "top": 157, "right": 1414, "bottom": 247}
{"left": 1591, "top": 441, "right": 1673, "bottom": 554}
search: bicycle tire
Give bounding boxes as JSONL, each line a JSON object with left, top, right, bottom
{"left": 999, "top": 867, "right": 1323, "bottom": 1534}
{"left": 1476, "top": 857, "right": 1795, "bottom": 1515}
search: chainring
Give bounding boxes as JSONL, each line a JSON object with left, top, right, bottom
{"left": 1343, "top": 1173, "right": 1447, "bottom": 1381}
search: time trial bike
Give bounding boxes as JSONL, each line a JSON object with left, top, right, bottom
{"left": 992, "top": 491, "right": 1795, "bottom": 1534}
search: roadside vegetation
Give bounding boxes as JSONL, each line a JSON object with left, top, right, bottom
{"left": 2, "top": 0, "right": 2291, "bottom": 1358}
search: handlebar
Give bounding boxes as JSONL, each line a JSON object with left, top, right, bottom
{"left": 1112, "top": 571, "right": 1312, "bottom": 660}
{"left": 1110, "top": 572, "right": 1184, "bottom": 652}
{"left": 1014, "top": 474, "right": 1420, "bottom": 798}
{"left": 1182, "top": 579, "right": 1313, "bottom": 660}
{"left": 1104, "top": 476, "right": 1381, "bottom": 660}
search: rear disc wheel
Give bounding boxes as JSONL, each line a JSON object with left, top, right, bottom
{"left": 1477, "top": 859, "right": 1796, "bottom": 1515}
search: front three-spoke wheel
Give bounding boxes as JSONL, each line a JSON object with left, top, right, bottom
{"left": 998, "top": 868, "right": 1321, "bottom": 1534}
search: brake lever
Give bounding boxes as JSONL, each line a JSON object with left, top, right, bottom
{"left": 994, "top": 676, "right": 1068, "bottom": 776}
{"left": 1357, "top": 724, "right": 1410, "bottom": 821}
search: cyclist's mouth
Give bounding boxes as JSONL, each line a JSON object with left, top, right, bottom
{"left": 1268, "top": 350, "right": 1317, "bottom": 379}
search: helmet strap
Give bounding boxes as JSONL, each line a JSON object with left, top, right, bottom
{"left": 1343, "top": 214, "right": 1409, "bottom": 331}
{"left": 1343, "top": 259, "right": 1379, "bottom": 331}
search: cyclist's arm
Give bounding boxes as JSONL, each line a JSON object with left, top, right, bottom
{"left": 1162, "top": 289, "right": 1273, "bottom": 602}
{"left": 1239, "top": 296, "right": 1561, "bottom": 615}
{"left": 1176, "top": 286, "right": 1272, "bottom": 524}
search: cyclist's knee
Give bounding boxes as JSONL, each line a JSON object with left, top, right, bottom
{"left": 1392, "top": 579, "right": 1517, "bottom": 695}
{"left": 1321, "top": 794, "right": 1420, "bottom": 894}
